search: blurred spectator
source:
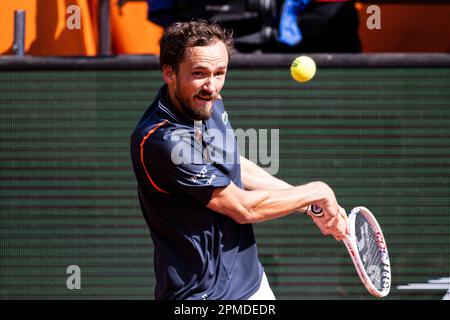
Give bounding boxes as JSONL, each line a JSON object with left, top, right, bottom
{"left": 275, "top": 0, "right": 361, "bottom": 53}
{"left": 145, "top": 0, "right": 360, "bottom": 53}
{"left": 146, "top": 0, "right": 278, "bottom": 53}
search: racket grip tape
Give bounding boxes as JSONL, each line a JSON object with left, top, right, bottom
{"left": 310, "top": 205, "right": 324, "bottom": 217}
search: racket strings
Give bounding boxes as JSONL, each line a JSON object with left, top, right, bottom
{"left": 355, "top": 216, "right": 385, "bottom": 291}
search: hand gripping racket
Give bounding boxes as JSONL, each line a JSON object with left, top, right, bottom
{"left": 310, "top": 205, "right": 391, "bottom": 297}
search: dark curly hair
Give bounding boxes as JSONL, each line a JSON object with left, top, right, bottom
{"left": 159, "top": 19, "right": 234, "bottom": 72}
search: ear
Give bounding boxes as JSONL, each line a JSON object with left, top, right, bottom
{"left": 162, "top": 65, "right": 175, "bottom": 84}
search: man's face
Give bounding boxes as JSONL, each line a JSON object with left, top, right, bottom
{"left": 164, "top": 41, "right": 229, "bottom": 121}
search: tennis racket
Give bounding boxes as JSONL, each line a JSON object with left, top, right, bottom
{"left": 310, "top": 205, "right": 391, "bottom": 297}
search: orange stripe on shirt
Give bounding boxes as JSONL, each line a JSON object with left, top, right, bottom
{"left": 140, "top": 120, "right": 170, "bottom": 194}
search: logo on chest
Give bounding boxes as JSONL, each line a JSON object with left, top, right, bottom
{"left": 222, "top": 111, "right": 228, "bottom": 125}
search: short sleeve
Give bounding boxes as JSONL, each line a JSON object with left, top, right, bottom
{"left": 142, "top": 133, "right": 231, "bottom": 206}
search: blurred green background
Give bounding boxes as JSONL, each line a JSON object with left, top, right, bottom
{"left": 1, "top": 67, "right": 449, "bottom": 299}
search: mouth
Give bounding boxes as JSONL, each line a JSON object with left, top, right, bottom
{"left": 195, "top": 96, "right": 212, "bottom": 102}
{"left": 195, "top": 94, "right": 215, "bottom": 102}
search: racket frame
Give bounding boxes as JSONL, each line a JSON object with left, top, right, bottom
{"left": 343, "top": 206, "right": 391, "bottom": 297}
{"left": 309, "top": 205, "right": 391, "bottom": 297}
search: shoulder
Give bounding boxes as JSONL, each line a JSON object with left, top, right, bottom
{"left": 139, "top": 120, "right": 197, "bottom": 166}
{"left": 139, "top": 120, "right": 188, "bottom": 147}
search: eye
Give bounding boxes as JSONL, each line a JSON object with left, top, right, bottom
{"left": 193, "top": 72, "right": 204, "bottom": 77}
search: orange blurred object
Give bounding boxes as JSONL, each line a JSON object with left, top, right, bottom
{"left": 111, "top": 1, "right": 163, "bottom": 55}
{"left": 357, "top": 4, "right": 450, "bottom": 52}
{"left": 0, "top": 0, "right": 97, "bottom": 56}
{"left": 1, "top": 1, "right": 448, "bottom": 56}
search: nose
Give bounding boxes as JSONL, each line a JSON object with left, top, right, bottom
{"left": 202, "top": 77, "right": 216, "bottom": 94}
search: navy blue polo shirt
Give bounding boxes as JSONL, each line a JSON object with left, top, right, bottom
{"left": 130, "top": 85, "right": 263, "bottom": 300}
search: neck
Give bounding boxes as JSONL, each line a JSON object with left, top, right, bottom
{"left": 163, "top": 85, "right": 193, "bottom": 123}
{"left": 166, "top": 86, "right": 182, "bottom": 116}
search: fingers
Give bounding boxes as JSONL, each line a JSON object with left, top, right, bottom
{"left": 339, "top": 206, "right": 349, "bottom": 236}
{"left": 332, "top": 210, "right": 348, "bottom": 241}
{"left": 311, "top": 206, "right": 348, "bottom": 241}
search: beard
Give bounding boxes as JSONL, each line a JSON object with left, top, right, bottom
{"left": 184, "top": 102, "right": 214, "bottom": 121}
{"left": 174, "top": 83, "right": 216, "bottom": 121}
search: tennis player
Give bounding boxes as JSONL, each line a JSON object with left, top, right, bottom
{"left": 130, "top": 19, "right": 347, "bottom": 300}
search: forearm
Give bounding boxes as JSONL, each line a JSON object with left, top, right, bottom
{"left": 209, "top": 179, "right": 335, "bottom": 224}
{"left": 245, "top": 182, "right": 333, "bottom": 223}
{"left": 240, "top": 156, "right": 292, "bottom": 191}
{"left": 239, "top": 155, "right": 309, "bottom": 214}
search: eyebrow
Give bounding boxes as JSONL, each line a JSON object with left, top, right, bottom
{"left": 192, "top": 64, "right": 227, "bottom": 70}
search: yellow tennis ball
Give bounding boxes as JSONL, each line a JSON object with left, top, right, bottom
{"left": 290, "top": 56, "right": 316, "bottom": 82}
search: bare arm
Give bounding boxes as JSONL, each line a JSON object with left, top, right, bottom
{"left": 209, "top": 156, "right": 348, "bottom": 240}
{"left": 240, "top": 155, "right": 309, "bottom": 213}
{"left": 207, "top": 180, "right": 337, "bottom": 224}
{"left": 240, "top": 155, "right": 292, "bottom": 191}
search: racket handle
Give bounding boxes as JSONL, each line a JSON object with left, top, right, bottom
{"left": 310, "top": 204, "right": 324, "bottom": 217}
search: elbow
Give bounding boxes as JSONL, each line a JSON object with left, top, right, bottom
{"left": 309, "top": 181, "right": 334, "bottom": 199}
{"left": 230, "top": 206, "right": 254, "bottom": 225}
{"left": 235, "top": 216, "right": 251, "bottom": 225}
